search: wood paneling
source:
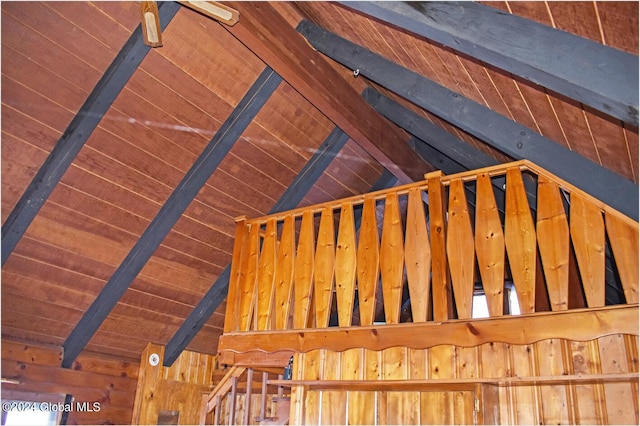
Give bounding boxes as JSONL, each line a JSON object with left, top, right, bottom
{"left": 2, "top": 339, "right": 139, "bottom": 425}
{"left": 1, "top": 0, "right": 637, "bottom": 373}
{"left": 289, "top": 335, "right": 638, "bottom": 425}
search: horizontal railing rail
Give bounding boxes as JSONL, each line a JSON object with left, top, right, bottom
{"left": 222, "top": 160, "right": 638, "bottom": 334}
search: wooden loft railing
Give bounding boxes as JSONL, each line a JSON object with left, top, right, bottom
{"left": 218, "top": 160, "right": 638, "bottom": 359}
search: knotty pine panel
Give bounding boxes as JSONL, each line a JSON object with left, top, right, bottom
{"left": 291, "top": 336, "right": 639, "bottom": 425}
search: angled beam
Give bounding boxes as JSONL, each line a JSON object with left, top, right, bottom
{"left": 298, "top": 20, "right": 639, "bottom": 221}
{"left": 339, "top": 1, "right": 639, "bottom": 126}
{"left": 163, "top": 127, "right": 350, "bottom": 366}
{"left": 1, "top": 1, "right": 181, "bottom": 266}
{"left": 364, "top": 88, "right": 497, "bottom": 171}
{"left": 61, "top": 67, "right": 282, "bottom": 368}
{"left": 222, "top": 1, "right": 433, "bottom": 183}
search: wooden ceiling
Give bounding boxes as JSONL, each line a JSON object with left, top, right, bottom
{"left": 2, "top": 2, "right": 637, "bottom": 364}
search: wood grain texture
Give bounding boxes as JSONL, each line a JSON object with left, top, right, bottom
{"left": 570, "top": 194, "right": 606, "bottom": 308}
{"left": 239, "top": 223, "right": 260, "bottom": 331}
{"left": 504, "top": 167, "right": 537, "bottom": 314}
{"left": 405, "top": 188, "right": 431, "bottom": 323}
{"left": 218, "top": 305, "right": 638, "bottom": 354}
{"left": 605, "top": 211, "right": 639, "bottom": 303}
{"left": 356, "top": 196, "right": 379, "bottom": 326}
{"left": 314, "top": 207, "right": 335, "bottom": 328}
{"left": 224, "top": 218, "right": 249, "bottom": 332}
{"left": 257, "top": 219, "right": 277, "bottom": 330}
{"left": 380, "top": 192, "right": 404, "bottom": 324}
{"left": 536, "top": 175, "right": 570, "bottom": 311}
{"left": 428, "top": 172, "right": 453, "bottom": 321}
{"left": 274, "top": 215, "right": 295, "bottom": 330}
{"left": 293, "top": 210, "right": 315, "bottom": 329}
{"left": 335, "top": 203, "right": 356, "bottom": 326}
{"left": 474, "top": 173, "right": 505, "bottom": 316}
{"left": 446, "top": 178, "right": 475, "bottom": 319}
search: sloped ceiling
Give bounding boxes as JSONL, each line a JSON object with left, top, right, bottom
{"left": 2, "top": 1, "right": 637, "bottom": 364}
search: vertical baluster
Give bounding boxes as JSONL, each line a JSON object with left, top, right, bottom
{"left": 380, "top": 192, "right": 404, "bottom": 324}
{"left": 605, "top": 212, "right": 639, "bottom": 303}
{"left": 257, "top": 219, "right": 277, "bottom": 330}
{"left": 274, "top": 215, "right": 295, "bottom": 330}
{"left": 224, "top": 217, "right": 249, "bottom": 332}
{"left": 213, "top": 395, "right": 221, "bottom": 425}
{"left": 357, "top": 196, "right": 379, "bottom": 325}
{"left": 239, "top": 223, "right": 260, "bottom": 331}
{"left": 446, "top": 178, "right": 475, "bottom": 319}
{"left": 537, "top": 175, "right": 570, "bottom": 311}
{"left": 243, "top": 368, "right": 253, "bottom": 425}
{"left": 260, "top": 371, "right": 268, "bottom": 420}
{"left": 315, "top": 207, "right": 335, "bottom": 328}
{"left": 475, "top": 173, "right": 505, "bottom": 317}
{"left": 336, "top": 203, "right": 357, "bottom": 326}
{"left": 428, "top": 171, "right": 453, "bottom": 321}
{"left": 229, "top": 376, "right": 238, "bottom": 425}
{"left": 405, "top": 188, "right": 430, "bottom": 322}
{"left": 293, "top": 210, "right": 315, "bottom": 328}
{"left": 504, "top": 167, "right": 537, "bottom": 314}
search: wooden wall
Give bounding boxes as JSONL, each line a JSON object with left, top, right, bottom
{"left": 132, "top": 343, "right": 219, "bottom": 425}
{"left": 290, "top": 334, "right": 639, "bottom": 425}
{"left": 1, "top": 338, "right": 139, "bottom": 424}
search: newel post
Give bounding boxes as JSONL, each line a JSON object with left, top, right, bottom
{"left": 427, "top": 172, "right": 453, "bottom": 321}
{"left": 224, "top": 216, "right": 249, "bottom": 333}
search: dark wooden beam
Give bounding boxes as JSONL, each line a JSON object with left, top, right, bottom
{"left": 338, "top": 1, "right": 639, "bottom": 126}
{"left": 61, "top": 67, "right": 282, "bottom": 368}
{"left": 364, "top": 87, "right": 497, "bottom": 172}
{"left": 298, "top": 20, "right": 639, "bottom": 221}
{"left": 364, "top": 88, "right": 516, "bottom": 208}
{"left": 163, "top": 127, "right": 350, "bottom": 366}
{"left": 222, "top": 1, "right": 433, "bottom": 183}
{"left": 0, "top": 1, "right": 181, "bottom": 266}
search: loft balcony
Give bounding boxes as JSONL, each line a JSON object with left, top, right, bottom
{"left": 217, "top": 160, "right": 638, "bottom": 364}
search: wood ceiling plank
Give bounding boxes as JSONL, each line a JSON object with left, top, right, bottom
{"left": 2, "top": 75, "right": 76, "bottom": 131}
{"left": 300, "top": 21, "right": 639, "bottom": 221}
{"left": 158, "top": 8, "right": 263, "bottom": 105}
{"left": 2, "top": 48, "right": 89, "bottom": 114}
{"left": 0, "top": 105, "right": 61, "bottom": 154}
{"left": 1, "top": 1, "right": 181, "bottom": 266}
{"left": 477, "top": 67, "right": 541, "bottom": 133}
{"left": 1, "top": 8, "right": 104, "bottom": 91}
{"left": 5, "top": 243, "right": 216, "bottom": 314}
{"left": 596, "top": 2, "right": 639, "bottom": 54}
{"left": 90, "top": 1, "right": 141, "bottom": 33}
{"left": 1, "top": 135, "right": 48, "bottom": 221}
{"left": 340, "top": 141, "right": 387, "bottom": 185}
{"left": 224, "top": 1, "right": 431, "bottom": 183}
{"left": 61, "top": 66, "right": 281, "bottom": 367}
{"left": 44, "top": 2, "right": 135, "bottom": 52}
